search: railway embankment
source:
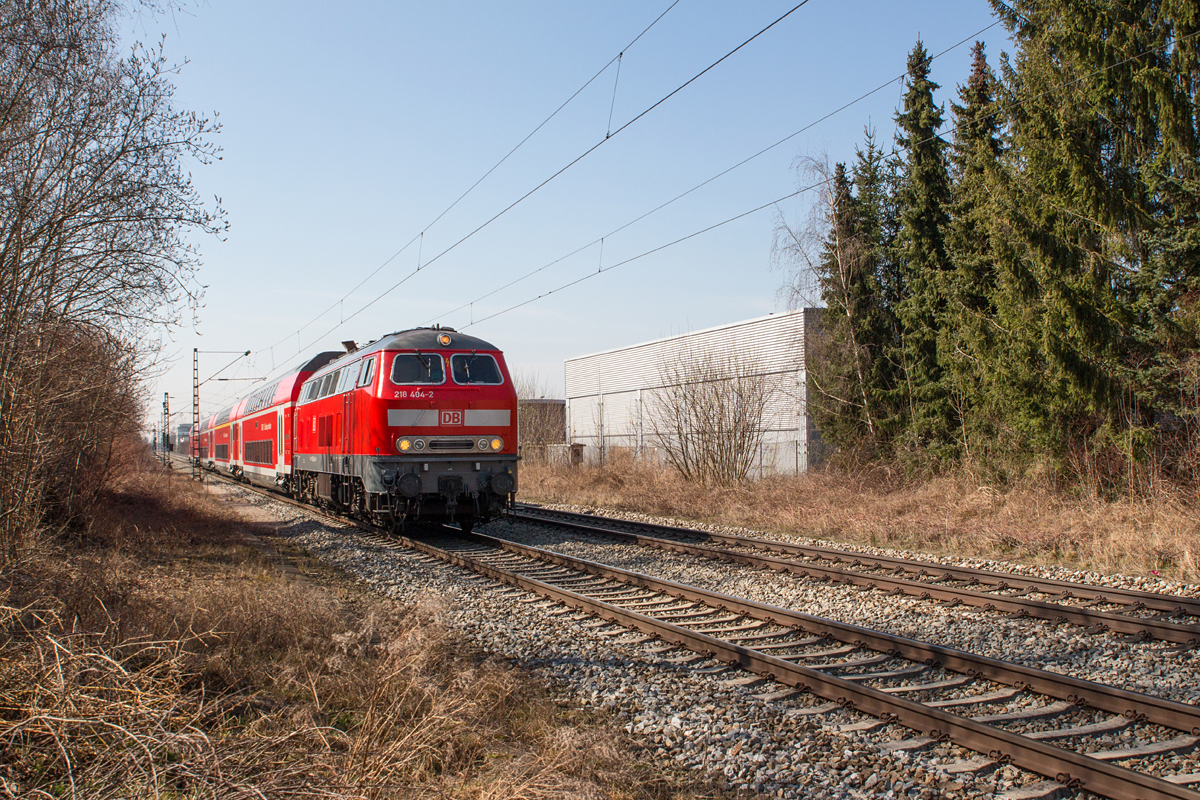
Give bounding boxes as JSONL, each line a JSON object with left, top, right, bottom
{"left": 0, "top": 455, "right": 708, "bottom": 800}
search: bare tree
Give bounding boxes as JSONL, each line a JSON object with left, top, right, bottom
{"left": 0, "top": 0, "right": 224, "bottom": 562}
{"left": 646, "top": 348, "right": 776, "bottom": 486}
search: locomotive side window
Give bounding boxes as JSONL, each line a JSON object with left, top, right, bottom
{"left": 302, "top": 380, "right": 319, "bottom": 403}
{"left": 337, "top": 365, "right": 357, "bottom": 394}
{"left": 318, "top": 371, "right": 337, "bottom": 398}
{"left": 357, "top": 357, "right": 376, "bottom": 388}
{"left": 391, "top": 353, "right": 444, "bottom": 385}
{"left": 450, "top": 354, "right": 503, "bottom": 385}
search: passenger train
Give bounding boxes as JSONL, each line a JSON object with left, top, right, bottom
{"left": 194, "top": 327, "right": 518, "bottom": 531}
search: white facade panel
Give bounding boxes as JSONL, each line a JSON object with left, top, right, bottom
{"left": 564, "top": 309, "right": 821, "bottom": 474}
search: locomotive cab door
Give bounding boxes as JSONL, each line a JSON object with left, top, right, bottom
{"left": 342, "top": 391, "right": 354, "bottom": 469}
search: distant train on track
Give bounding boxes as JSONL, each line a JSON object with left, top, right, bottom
{"left": 194, "top": 327, "right": 518, "bottom": 531}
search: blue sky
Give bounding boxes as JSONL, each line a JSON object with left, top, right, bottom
{"left": 139, "top": 1, "right": 1008, "bottom": 422}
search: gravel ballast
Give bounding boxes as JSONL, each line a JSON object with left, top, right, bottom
{"left": 493, "top": 513, "right": 1200, "bottom": 707}
{"left": 213, "top": 484, "right": 1199, "bottom": 799}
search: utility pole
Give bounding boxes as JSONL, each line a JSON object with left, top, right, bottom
{"left": 162, "top": 392, "right": 170, "bottom": 466}
{"left": 193, "top": 349, "right": 252, "bottom": 482}
{"left": 192, "top": 349, "right": 201, "bottom": 481}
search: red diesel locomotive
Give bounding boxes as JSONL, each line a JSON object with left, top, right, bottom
{"left": 195, "top": 327, "right": 518, "bottom": 530}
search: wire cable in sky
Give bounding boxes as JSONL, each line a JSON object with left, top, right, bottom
{"left": 464, "top": 182, "right": 816, "bottom": 328}
{"left": 424, "top": 20, "right": 1001, "bottom": 327}
{"left": 202, "top": 12, "right": 985, "bottom": 413}
{"left": 260, "top": 0, "right": 682, "bottom": 357}
{"left": 198, "top": 16, "right": 996, "bottom": 413}
{"left": 458, "top": 23, "right": 1199, "bottom": 333}
{"left": 273, "top": 0, "right": 816, "bottom": 370}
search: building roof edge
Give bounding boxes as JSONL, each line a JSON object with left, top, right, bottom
{"left": 564, "top": 308, "right": 817, "bottom": 364}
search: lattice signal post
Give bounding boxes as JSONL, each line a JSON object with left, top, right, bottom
{"left": 192, "top": 349, "right": 251, "bottom": 483}
{"left": 192, "top": 350, "right": 201, "bottom": 481}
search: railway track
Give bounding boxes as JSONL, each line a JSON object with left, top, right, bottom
{"left": 389, "top": 528, "right": 1200, "bottom": 800}
{"left": 511, "top": 505, "right": 1200, "bottom": 647}
{"left": 186, "top": 465, "right": 1200, "bottom": 799}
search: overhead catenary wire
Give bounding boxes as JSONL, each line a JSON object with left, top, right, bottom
{"left": 423, "top": 20, "right": 1002, "bottom": 328}
{"left": 607, "top": 53, "right": 623, "bottom": 138}
{"left": 464, "top": 184, "right": 817, "bottom": 329}
{"left": 213, "top": 10, "right": 987, "bottom": 412}
{"left": 271, "top": 0, "right": 817, "bottom": 372}
{"left": 457, "top": 22, "right": 1200, "bottom": 333}
{"left": 259, "top": 0, "right": 682, "bottom": 358}
{"left": 197, "top": 18, "right": 1008, "bottom": 414}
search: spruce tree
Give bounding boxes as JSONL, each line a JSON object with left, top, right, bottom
{"left": 797, "top": 3, "right": 1200, "bottom": 488}
{"left": 849, "top": 127, "right": 905, "bottom": 444}
{"left": 944, "top": 42, "right": 1004, "bottom": 461}
{"left": 987, "top": 0, "right": 1200, "bottom": 484}
{"left": 892, "top": 40, "right": 955, "bottom": 465}
{"left": 805, "top": 135, "right": 905, "bottom": 456}
{"left": 807, "top": 162, "right": 882, "bottom": 451}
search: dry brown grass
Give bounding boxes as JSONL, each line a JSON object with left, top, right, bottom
{"left": 0, "top": 453, "right": 710, "bottom": 799}
{"left": 520, "top": 451, "right": 1200, "bottom": 583}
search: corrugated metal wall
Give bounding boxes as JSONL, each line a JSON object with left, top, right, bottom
{"left": 564, "top": 309, "right": 822, "bottom": 475}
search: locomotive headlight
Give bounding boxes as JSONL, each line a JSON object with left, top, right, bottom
{"left": 489, "top": 437, "right": 504, "bottom": 451}
{"left": 477, "top": 438, "right": 489, "bottom": 451}
{"left": 413, "top": 439, "right": 426, "bottom": 451}
{"left": 397, "top": 438, "right": 412, "bottom": 452}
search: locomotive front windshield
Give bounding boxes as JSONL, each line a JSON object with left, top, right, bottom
{"left": 391, "top": 353, "right": 444, "bottom": 384}
{"left": 451, "top": 353, "right": 503, "bottom": 385}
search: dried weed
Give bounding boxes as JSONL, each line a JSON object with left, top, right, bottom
{"left": 0, "top": 460, "right": 707, "bottom": 799}
{"left": 521, "top": 457, "right": 1200, "bottom": 582}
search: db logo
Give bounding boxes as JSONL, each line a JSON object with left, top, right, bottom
{"left": 440, "top": 410, "right": 464, "bottom": 426}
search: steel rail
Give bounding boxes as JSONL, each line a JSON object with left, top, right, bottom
{"left": 514, "top": 505, "right": 1200, "bottom": 617}
{"left": 465, "top": 529, "right": 1200, "bottom": 734}
{"left": 184, "top": 467, "right": 1200, "bottom": 799}
{"left": 510, "top": 510, "right": 1200, "bottom": 646}
{"left": 191, "top": 465, "right": 1198, "bottom": 731}
{"left": 406, "top": 530, "right": 1200, "bottom": 800}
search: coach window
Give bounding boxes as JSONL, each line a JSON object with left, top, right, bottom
{"left": 357, "top": 357, "right": 376, "bottom": 388}
{"left": 391, "top": 353, "right": 444, "bottom": 385}
{"left": 450, "top": 353, "right": 503, "bottom": 385}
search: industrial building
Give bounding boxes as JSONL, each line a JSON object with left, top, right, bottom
{"left": 564, "top": 309, "right": 822, "bottom": 476}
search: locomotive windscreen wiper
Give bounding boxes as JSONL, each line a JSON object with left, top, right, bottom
{"left": 416, "top": 351, "right": 433, "bottom": 378}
